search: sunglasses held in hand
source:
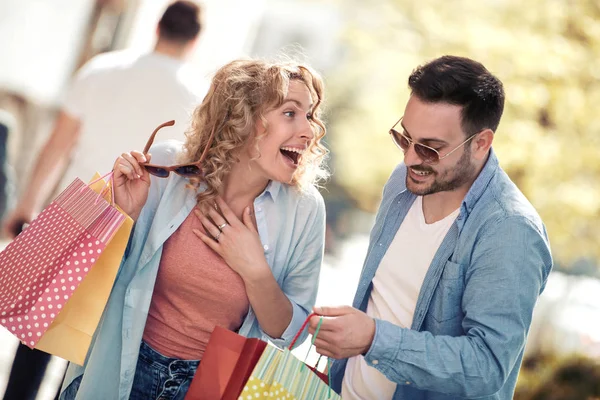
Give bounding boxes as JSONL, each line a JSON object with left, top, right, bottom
{"left": 141, "top": 120, "right": 214, "bottom": 178}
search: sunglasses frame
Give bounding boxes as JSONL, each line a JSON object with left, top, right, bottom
{"left": 140, "top": 120, "right": 216, "bottom": 178}
{"left": 389, "top": 116, "right": 478, "bottom": 165}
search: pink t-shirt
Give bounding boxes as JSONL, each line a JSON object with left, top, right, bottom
{"left": 143, "top": 209, "right": 249, "bottom": 360}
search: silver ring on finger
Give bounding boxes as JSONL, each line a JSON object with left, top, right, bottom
{"left": 214, "top": 231, "right": 222, "bottom": 242}
{"left": 218, "top": 223, "right": 228, "bottom": 231}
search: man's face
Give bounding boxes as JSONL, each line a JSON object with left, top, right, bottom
{"left": 401, "top": 96, "right": 478, "bottom": 196}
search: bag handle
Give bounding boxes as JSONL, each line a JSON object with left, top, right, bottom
{"left": 289, "top": 312, "right": 334, "bottom": 397}
{"left": 80, "top": 171, "right": 116, "bottom": 205}
{"left": 289, "top": 312, "right": 317, "bottom": 350}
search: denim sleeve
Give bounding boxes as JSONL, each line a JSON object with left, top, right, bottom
{"left": 263, "top": 193, "right": 326, "bottom": 348}
{"left": 363, "top": 216, "right": 552, "bottom": 398}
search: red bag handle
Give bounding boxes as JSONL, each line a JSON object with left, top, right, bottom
{"left": 289, "top": 312, "right": 318, "bottom": 350}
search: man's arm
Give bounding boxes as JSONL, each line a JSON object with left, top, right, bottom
{"left": 3, "top": 111, "right": 80, "bottom": 237}
{"left": 311, "top": 216, "right": 552, "bottom": 398}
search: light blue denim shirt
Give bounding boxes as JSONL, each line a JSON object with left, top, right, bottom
{"left": 61, "top": 141, "right": 326, "bottom": 399}
{"left": 330, "top": 149, "right": 552, "bottom": 399}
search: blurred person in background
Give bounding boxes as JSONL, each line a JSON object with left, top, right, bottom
{"left": 2, "top": 2, "right": 205, "bottom": 399}
{"left": 309, "top": 55, "right": 553, "bottom": 400}
{"left": 3, "top": 0, "right": 206, "bottom": 239}
{"left": 60, "top": 58, "right": 328, "bottom": 400}
{"left": 0, "top": 110, "right": 16, "bottom": 224}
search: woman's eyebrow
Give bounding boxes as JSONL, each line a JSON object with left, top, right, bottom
{"left": 283, "top": 99, "right": 313, "bottom": 111}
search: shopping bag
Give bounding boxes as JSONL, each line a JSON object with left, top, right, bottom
{"left": 185, "top": 326, "right": 267, "bottom": 400}
{"left": 0, "top": 173, "right": 126, "bottom": 349}
{"left": 187, "top": 314, "right": 337, "bottom": 400}
{"left": 34, "top": 173, "right": 133, "bottom": 364}
{"left": 240, "top": 315, "right": 339, "bottom": 400}
{"left": 241, "top": 345, "right": 339, "bottom": 400}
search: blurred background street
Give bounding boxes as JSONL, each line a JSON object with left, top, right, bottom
{"left": 1, "top": 0, "right": 599, "bottom": 398}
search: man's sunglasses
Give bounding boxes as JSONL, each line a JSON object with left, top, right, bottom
{"left": 389, "top": 117, "right": 478, "bottom": 165}
{"left": 140, "top": 120, "right": 215, "bottom": 178}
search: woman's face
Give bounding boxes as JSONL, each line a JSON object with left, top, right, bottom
{"left": 245, "top": 80, "right": 315, "bottom": 184}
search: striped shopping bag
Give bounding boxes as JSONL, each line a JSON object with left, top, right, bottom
{"left": 0, "top": 173, "right": 126, "bottom": 348}
{"left": 241, "top": 345, "right": 339, "bottom": 400}
{"left": 239, "top": 315, "right": 339, "bottom": 400}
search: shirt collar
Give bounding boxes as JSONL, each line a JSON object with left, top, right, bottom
{"left": 461, "top": 147, "right": 499, "bottom": 217}
{"left": 196, "top": 179, "right": 282, "bottom": 202}
{"left": 261, "top": 180, "right": 282, "bottom": 202}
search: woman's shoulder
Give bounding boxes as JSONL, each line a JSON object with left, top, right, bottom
{"left": 277, "top": 183, "right": 325, "bottom": 213}
{"left": 148, "top": 140, "right": 185, "bottom": 165}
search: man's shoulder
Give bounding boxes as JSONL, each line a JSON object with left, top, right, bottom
{"left": 79, "top": 50, "right": 140, "bottom": 76}
{"left": 477, "top": 168, "right": 546, "bottom": 234}
{"left": 175, "top": 65, "right": 210, "bottom": 99}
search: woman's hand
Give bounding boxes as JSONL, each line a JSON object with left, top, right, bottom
{"left": 113, "top": 151, "right": 151, "bottom": 221}
{"left": 193, "top": 196, "right": 270, "bottom": 281}
{"left": 195, "top": 196, "right": 294, "bottom": 338}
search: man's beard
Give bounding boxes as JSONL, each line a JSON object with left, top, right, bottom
{"left": 406, "top": 147, "right": 475, "bottom": 196}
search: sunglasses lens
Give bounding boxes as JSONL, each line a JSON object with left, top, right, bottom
{"left": 390, "top": 129, "right": 409, "bottom": 150}
{"left": 174, "top": 165, "right": 202, "bottom": 177}
{"left": 144, "top": 166, "right": 170, "bottom": 178}
{"left": 414, "top": 144, "right": 439, "bottom": 164}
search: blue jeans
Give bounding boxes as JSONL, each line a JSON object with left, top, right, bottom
{"left": 130, "top": 341, "right": 199, "bottom": 400}
{"left": 62, "top": 341, "right": 199, "bottom": 400}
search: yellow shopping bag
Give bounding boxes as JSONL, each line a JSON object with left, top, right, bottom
{"left": 34, "top": 173, "right": 133, "bottom": 365}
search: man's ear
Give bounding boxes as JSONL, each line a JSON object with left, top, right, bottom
{"left": 472, "top": 129, "right": 494, "bottom": 160}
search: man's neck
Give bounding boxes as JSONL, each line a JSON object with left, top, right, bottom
{"left": 421, "top": 163, "right": 487, "bottom": 224}
{"left": 421, "top": 187, "right": 469, "bottom": 224}
{"left": 153, "top": 40, "right": 188, "bottom": 61}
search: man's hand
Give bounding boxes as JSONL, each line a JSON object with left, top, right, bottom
{"left": 308, "top": 306, "right": 376, "bottom": 359}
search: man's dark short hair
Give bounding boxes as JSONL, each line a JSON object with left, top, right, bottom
{"left": 158, "top": 1, "right": 202, "bottom": 43}
{"left": 408, "top": 55, "right": 505, "bottom": 135}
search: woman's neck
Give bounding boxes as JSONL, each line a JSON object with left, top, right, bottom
{"left": 219, "top": 162, "right": 269, "bottom": 213}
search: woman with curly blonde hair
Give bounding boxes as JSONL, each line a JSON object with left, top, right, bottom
{"left": 60, "top": 59, "right": 328, "bottom": 400}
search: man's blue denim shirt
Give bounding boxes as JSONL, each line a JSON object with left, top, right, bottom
{"left": 330, "top": 149, "right": 553, "bottom": 399}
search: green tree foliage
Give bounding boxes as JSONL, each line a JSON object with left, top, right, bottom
{"left": 326, "top": 0, "right": 600, "bottom": 265}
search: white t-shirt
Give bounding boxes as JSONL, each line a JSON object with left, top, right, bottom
{"left": 60, "top": 50, "right": 208, "bottom": 188}
{"left": 342, "top": 196, "right": 459, "bottom": 400}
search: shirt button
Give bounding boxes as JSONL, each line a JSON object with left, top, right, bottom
{"left": 263, "top": 245, "right": 269, "bottom": 251}
{"left": 406, "top": 381, "right": 411, "bottom": 385}
{"left": 372, "top": 360, "right": 379, "bottom": 365}
{"left": 378, "top": 243, "right": 382, "bottom": 246}
{"left": 256, "top": 207, "right": 262, "bottom": 212}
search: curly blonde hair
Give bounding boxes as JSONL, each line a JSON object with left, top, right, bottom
{"left": 182, "top": 59, "right": 328, "bottom": 207}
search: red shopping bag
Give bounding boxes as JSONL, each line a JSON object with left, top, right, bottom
{"left": 0, "top": 174, "right": 126, "bottom": 348}
{"left": 185, "top": 326, "right": 267, "bottom": 400}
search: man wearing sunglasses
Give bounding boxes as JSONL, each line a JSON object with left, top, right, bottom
{"left": 309, "top": 55, "right": 552, "bottom": 399}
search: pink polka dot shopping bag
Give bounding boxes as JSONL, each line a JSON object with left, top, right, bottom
{"left": 0, "top": 173, "right": 132, "bottom": 364}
